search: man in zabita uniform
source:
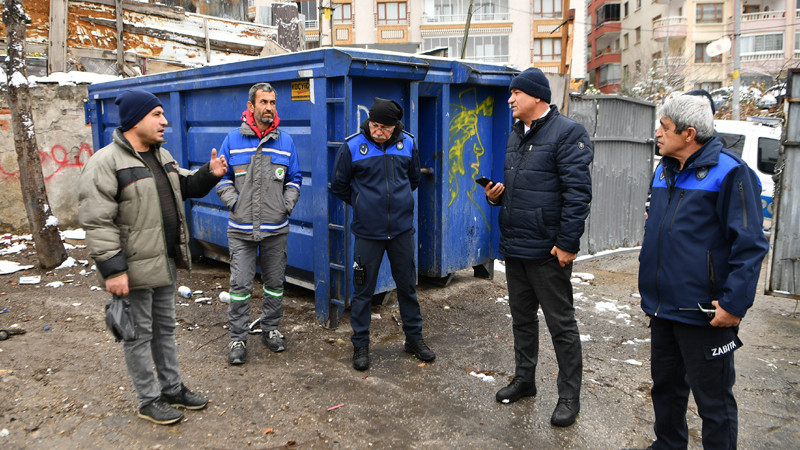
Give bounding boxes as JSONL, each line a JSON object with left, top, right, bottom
{"left": 639, "top": 94, "right": 769, "bottom": 449}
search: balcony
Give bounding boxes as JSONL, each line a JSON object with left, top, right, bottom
{"left": 422, "top": 12, "right": 511, "bottom": 24}
{"left": 587, "top": 52, "right": 621, "bottom": 71}
{"left": 734, "top": 10, "right": 790, "bottom": 35}
{"left": 653, "top": 17, "right": 687, "bottom": 41}
{"left": 741, "top": 51, "right": 784, "bottom": 62}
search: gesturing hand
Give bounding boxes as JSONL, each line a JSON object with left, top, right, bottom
{"left": 210, "top": 148, "right": 228, "bottom": 177}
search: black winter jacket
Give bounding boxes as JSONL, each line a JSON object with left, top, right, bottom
{"left": 496, "top": 106, "right": 593, "bottom": 260}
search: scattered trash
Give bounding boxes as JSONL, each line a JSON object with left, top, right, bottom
{"left": 19, "top": 276, "right": 41, "bottom": 285}
{"left": 71, "top": 303, "right": 81, "bottom": 307}
{"left": 177, "top": 286, "right": 192, "bottom": 298}
{"left": 0, "top": 260, "right": 34, "bottom": 275}
{"left": 0, "top": 428, "right": 8, "bottom": 437}
{"left": 371, "top": 313, "right": 381, "bottom": 320}
{"left": 624, "top": 359, "right": 643, "bottom": 366}
{"left": 194, "top": 297, "right": 212, "bottom": 304}
{"left": 629, "top": 293, "right": 641, "bottom": 298}
{"left": 248, "top": 318, "right": 263, "bottom": 334}
{"left": 443, "top": 306, "right": 450, "bottom": 310}
{"left": 219, "top": 291, "right": 231, "bottom": 303}
{"left": 262, "top": 428, "right": 274, "bottom": 434}
{"left": 193, "top": 290, "right": 203, "bottom": 295}
{"left": 468, "top": 371, "right": 495, "bottom": 382}
{"left": 327, "top": 403, "right": 345, "bottom": 411}
{"left": 90, "top": 286, "right": 102, "bottom": 291}
{"left": 44, "top": 326, "right": 51, "bottom": 331}
{"left": 0, "top": 308, "right": 7, "bottom": 314}
{"left": 580, "top": 334, "right": 591, "bottom": 342}
{"left": 46, "top": 281, "right": 65, "bottom": 288}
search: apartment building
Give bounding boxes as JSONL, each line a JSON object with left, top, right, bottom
{"left": 593, "top": 0, "right": 799, "bottom": 93}
{"left": 253, "top": 0, "right": 586, "bottom": 77}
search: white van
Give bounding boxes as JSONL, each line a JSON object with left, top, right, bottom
{"left": 713, "top": 120, "right": 781, "bottom": 219}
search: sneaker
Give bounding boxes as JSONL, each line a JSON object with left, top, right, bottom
{"left": 262, "top": 330, "right": 286, "bottom": 352}
{"left": 137, "top": 398, "right": 183, "bottom": 425}
{"left": 495, "top": 376, "right": 537, "bottom": 403}
{"left": 228, "top": 340, "right": 246, "bottom": 365}
{"left": 550, "top": 397, "right": 580, "bottom": 427}
{"left": 404, "top": 339, "right": 436, "bottom": 362}
{"left": 353, "top": 345, "right": 370, "bottom": 371}
{"left": 162, "top": 383, "right": 208, "bottom": 410}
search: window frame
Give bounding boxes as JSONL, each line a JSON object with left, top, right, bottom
{"left": 696, "top": 3, "right": 723, "bottom": 23}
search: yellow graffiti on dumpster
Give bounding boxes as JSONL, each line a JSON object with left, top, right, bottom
{"left": 448, "top": 89, "right": 493, "bottom": 218}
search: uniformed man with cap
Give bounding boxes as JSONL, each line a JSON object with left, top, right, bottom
{"left": 331, "top": 97, "right": 435, "bottom": 371}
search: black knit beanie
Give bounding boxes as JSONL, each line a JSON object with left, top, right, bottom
{"left": 115, "top": 89, "right": 163, "bottom": 132}
{"left": 368, "top": 97, "right": 403, "bottom": 126}
{"left": 509, "top": 67, "right": 551, "bottom": 104}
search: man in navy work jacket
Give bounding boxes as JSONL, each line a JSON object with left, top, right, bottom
{"left": 216, "top": 83, "right": 302, "bottom": 365}
{"left": 484, "top": 68, "right": 593, "bottom": 427}
{"left": 331, "top": 97, "right": 435, "bottom": 371}
{"left": 639, "top": 94, "right": 769, "bottom": 449}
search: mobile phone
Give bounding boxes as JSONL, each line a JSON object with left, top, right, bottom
{"left": 475, "top": 176, "right": 492, "bottom": 187}
{"left": 698, "top": 302, "right": 716, "bottom": 316}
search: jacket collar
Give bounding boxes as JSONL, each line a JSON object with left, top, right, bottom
{"left": 113, "top": 127, "right": 161, "bottom": 158}
{"left": 513, "top": 104, "right": 559, "bottom": 139}
{"left": 240, "top": 109, "right": 281, "bottom": 140}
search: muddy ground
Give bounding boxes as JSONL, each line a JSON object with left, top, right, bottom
{"left": 0, "top": 235, "right": 798, "bottom": 449}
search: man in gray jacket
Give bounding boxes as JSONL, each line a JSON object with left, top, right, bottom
{"left": 216, "top": 83, "right": 302, "bottom": 365}
{"left": 80, "top": 89, "right": 227, "bottom": 424}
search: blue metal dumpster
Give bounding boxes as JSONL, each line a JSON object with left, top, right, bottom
{"left": 85, "top": 48, "right": 516, "bottom": 325}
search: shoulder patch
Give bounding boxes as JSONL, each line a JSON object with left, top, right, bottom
{"left": 578, "top": 142, "right": 585, "bottom": 149}
{"left": 359, "top": 143, "right": 368, "bottom": 155}
{"left": 696, "top": 167, "right": 709, "bottom": 181}
{"left": 397, "top": 141, "right": 404, "bottom": 150}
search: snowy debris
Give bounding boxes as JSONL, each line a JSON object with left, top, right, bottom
{"left": 371, "top": 313, "right": 381, "bottom": 320}
{"left": 623, "top": 338, "right": 651, "bottom": 345}
{"left": 572, "top": 272, "right": 595, "bottom": 281}
{"left": 493, "top": 260, "right": 506, "bottom": 273}
{"left": 46, "top": 281, "right": 65, "bottom": 288}
{"left": 594, "top": 300, "right": 632, "bottom": 314}
{"left": 575, "top": 246, "right": 641, "bottom": 262}
{"left": 55, "top": 257, "right": 78, "bottom": 270}
{"left": 30, "top": 72, "right": 121, "bottom": 86}
{"left": 624, "top": 359, "right": 644, "bottom": 366}
{"left": 79, "top": 269, "right": 91, "bottom": 277}
{"left": 0, "top": 260, "right": 34, "bottom": 275}
{"left": 580, "top": 334, "right": 592, "bottom": 342}
{"left": 90, "top": 286, "right": 102, "bottom": 291}
{"left": 0, "top": 243, "right": 27, "bottom": 255}
{"left": 45, "top": 215, "right": 59, "bottom": 228}
{"left": 469, "top": 371, "right": 495, "bottom": 382}
{"left": 495, "top": 297, "right": 508, "bottom": 304}
{"left": 61, "top": 229, "right": 86, "bottom": 240}
{"left": 19, "top": 276, "right": 41, "bottom": 284}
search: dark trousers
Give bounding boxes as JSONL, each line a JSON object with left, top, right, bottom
{"left": 350, "top": 229, "right": 423, "bottom": 347}
{"left": 506, "top": 256, "right": 582, "bottom": 399}
{"left": 650, "top": 317, "right": 740, "bottom": 450}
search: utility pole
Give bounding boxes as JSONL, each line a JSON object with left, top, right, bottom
{"left": 732, "top": 0, "right": 741, "bottom": 120}
{"left": 329, "top": 0, "right": 334, "bottom": 47}
{"left": 460, "top": 0, "right": 475, "bottom": 59}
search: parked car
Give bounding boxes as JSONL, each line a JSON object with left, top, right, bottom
{"left": 756, "top": 83, "right": 786, "bottom": 109}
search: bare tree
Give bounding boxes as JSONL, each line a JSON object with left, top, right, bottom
{"left": 3, "top": 0, "right": 67, "bottom": 269}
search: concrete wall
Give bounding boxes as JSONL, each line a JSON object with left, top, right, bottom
{"left": 0, "top": 84, "right": 93, "bottom": 234}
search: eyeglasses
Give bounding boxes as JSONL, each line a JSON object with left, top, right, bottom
{"left": 369, "top": 122, "right": 395, "bottom": 132}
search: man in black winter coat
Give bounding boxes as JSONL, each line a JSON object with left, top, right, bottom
{"left": 484, "top": 68, "right": 593, "bottom": 427}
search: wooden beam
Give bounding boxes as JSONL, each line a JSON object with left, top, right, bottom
{"left": 71, "top": 0, "right": 186, "bottom": 20}
{"left": 48, "top": 0, "right": 69, "bottom": 74}
{"left": 115, "top": 0, "right": 124, "bottom": 75}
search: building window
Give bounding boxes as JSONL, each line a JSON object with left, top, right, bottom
{"left": 695, "top": 43, "right": 723, "bottom": 62}
{"left": 635, "top": 26, "right": 641, "bottom": 44}
{"left": 596, "top": 3, "right": 621, "bottom": 26}
{"left": 636, "top": 0, "right": 641, "bottom": 10}
{"left": 635, "top": 59, "right": 641, "bottom": 72}
{"left": 378, "top": 1, "right": 407, "bottom": 25}
{"left": 295, "top": 0, "right": 319, "bottom": 28}
{"left": 623, "top": 64, "right": 629, "bottom": 79}
{"left": 423, "top": 34, "right": 509, "bottom": 62}
{"left": 533, "top": 0, "right": 563, "bottom": 18}
{"left": 533, "top": 38, "right": 562, "bottom": 61}
{"left": 696, "top": 3, "right": 723, "bottom": 23}
{"left": 743, "top": 5, "right": 760, "bottom": 13}
{"left": 740, "top": 33, "right": 784, "bottom": 54}
{"left": 624, "top": 1, "right": 629, "bottom": 17}
{"left": 623, "top": 33, "right": 629, "bottom": 50}
{"left": 422, "top": 0, "right": 510, "bottom": 23}
{"left": 333, "top": 3, "right": 352, "bottom": 23}
{"left": 696, "top": 81, "right": 722, "bottom": 91}
{"left": 796, "top": 32, "right": 800, "bottom": 52}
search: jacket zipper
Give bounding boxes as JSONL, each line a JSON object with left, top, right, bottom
{"left": 383, "top": 146, "right": 391, "bottom": 238}
{"left": 738, "top": 181, "right": 748, "bottom": 228}
{"left": 707, "top": 250, "right": 717, "bottom": 299}
{"left": 668, "top": 190, "right": 685, "bottom": 232}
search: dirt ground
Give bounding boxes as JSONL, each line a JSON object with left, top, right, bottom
{"left": 1, "top": 234, "right": 799, "bottom": 449}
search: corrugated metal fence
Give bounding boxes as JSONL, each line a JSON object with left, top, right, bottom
{"left": 766, "top": 69, "right": 800, "bottom": 299}
{"left": 568, "top": 94, "right": 656, "bottom": 255}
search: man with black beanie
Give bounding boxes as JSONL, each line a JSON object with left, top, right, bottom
{"left": 331, "top": 97, "right": 435, "bottom": 371}
{"left": 80, "top": 89, "right": 227, "bottom": 425}
{"left": 483, "top": 68, "right": 593, "bottom": 427}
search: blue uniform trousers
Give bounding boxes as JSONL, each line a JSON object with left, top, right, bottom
{"left": 650, "top": 316, "right": 740, "bottom": 450}
{"left": 350, "top": 229, "right": 423, "bottom": 347}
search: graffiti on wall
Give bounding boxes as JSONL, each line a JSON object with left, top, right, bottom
{"left": 448, "top": 88, "right": 494, "bottom": 218}
{"left": 0, "top": 142, "right": 94, "bottom": 181}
